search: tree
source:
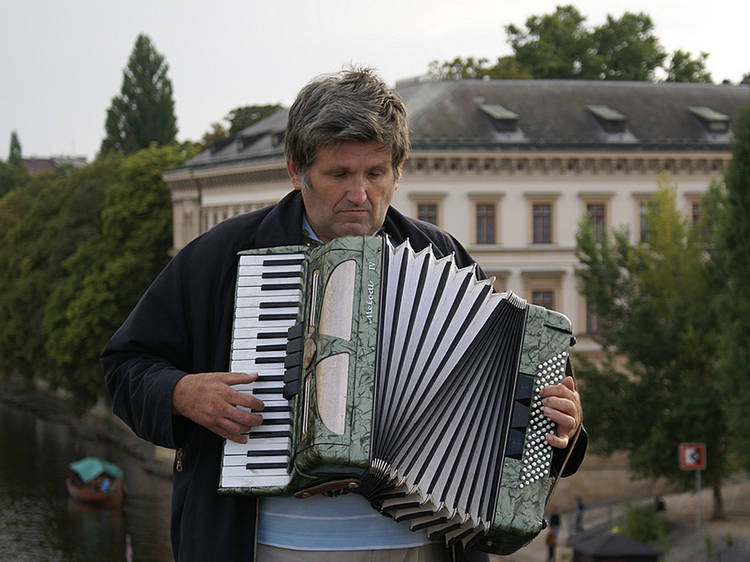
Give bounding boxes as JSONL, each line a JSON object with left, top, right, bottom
{"left": 8, "top": 131, "right": 23, "bottom": 166}
{"left": 43, "top": 144, "right": 193, "bottom": 412}
{"left": 100, "top": 34, "right": 178, "bottom": 156}
{"left": 226, "top": 104, "right": 283, "bottom": 136}
{"left": 665, "top": 50, "right": 713, "bottom": 83}
{"left": 575, "top": 177, "right": 729, "bottom": 517}
{"left": 200, "top": 121, "right": 229, "bottom": 149}
{"left": 589, "top": 12, "right": 666, "bottom": 80}
{"left": 428, "top": 56, "right": 531, "bottom": 80}
{"left": 505, "top": 5, "right": 597, "bottom": 79}
{"left": 708, "top": 106, "right": 750, "bottom": 471}
{"left": 742, "top": 72, "right": 750, "bottom": 85}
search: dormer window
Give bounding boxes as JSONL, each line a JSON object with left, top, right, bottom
{"left": 689, "top": 106, "right": 729, "bottom": 134}
{"left": 479, "top": 103, "right": 519, "bottom": 132}
{"left": 587, "top": 105, "right": 627, "bottom": 133}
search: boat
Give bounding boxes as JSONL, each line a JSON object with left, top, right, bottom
{"left": 66, "top": 457, "right": 126, "bottom": 507}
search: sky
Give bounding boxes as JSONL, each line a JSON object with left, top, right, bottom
{"left": 1, "top": 0, "right": 748, "bottom": 162}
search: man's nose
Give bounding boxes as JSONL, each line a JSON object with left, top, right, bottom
{"left": 345, "top": 176, "right": 368, "bottom": 205}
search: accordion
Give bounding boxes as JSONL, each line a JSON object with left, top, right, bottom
{"left": 219, "top": 235, "right": 574, "bottom": 555}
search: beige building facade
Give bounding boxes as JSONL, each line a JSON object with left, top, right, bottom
{"left": 164, "top": 79, "right": 748, "bottom": 349}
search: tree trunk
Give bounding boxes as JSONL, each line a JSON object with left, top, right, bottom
{"left": 712, "top": 483, "right": 725, "bottom": 519}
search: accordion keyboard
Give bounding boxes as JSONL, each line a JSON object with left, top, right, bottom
{"left": 220, "top": 252, "right": 306, "bottom": 489}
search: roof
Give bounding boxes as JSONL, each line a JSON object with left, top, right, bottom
{"left": 570, "top": 532, "right": 660, "bottom": 557}
{"left": 172, "top": 80, "right": 750, "bottom": 174}
{"left": 69, "top": 457, "right": 123, "bottom": 483}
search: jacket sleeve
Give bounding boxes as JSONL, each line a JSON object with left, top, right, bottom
{"left": 101, "top": 247, "right": 194, "bottom": 449}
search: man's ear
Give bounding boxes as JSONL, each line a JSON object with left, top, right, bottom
{"left": 287, "top": 160, "right": 303, "bottom": 191}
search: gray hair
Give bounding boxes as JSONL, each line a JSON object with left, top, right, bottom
{"left": 285, "top": 67, "right": 409, "bottom": 181}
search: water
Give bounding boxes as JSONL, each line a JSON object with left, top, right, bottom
{"left": 0, "top": 400, "right": 174, "bottom": 561}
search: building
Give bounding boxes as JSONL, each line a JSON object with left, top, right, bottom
{"left": 164, "top": 79, "right": 749, "bottom": 348}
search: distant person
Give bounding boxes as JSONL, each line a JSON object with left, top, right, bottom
{"left": 576, "top": 496, "right": 586, "bottom": 532}
{"left": 545, "top": 527, "right": 558, "bottom": 562}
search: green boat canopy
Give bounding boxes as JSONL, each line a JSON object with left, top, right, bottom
{"left": 69, "top": 457, "right": 123, "bottom": 483}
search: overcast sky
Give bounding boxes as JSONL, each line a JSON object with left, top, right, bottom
{"left": 2, "top": 0, "right": 748, "bottom": 161}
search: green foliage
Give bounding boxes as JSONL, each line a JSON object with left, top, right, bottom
{"left": 589, "top": 12, "right": 666, "bottom": 80}
{"left": 430, "top": 6, "right": 715, "bottom": 82}
{"left": 8, "top": 131, "right": 23, "bottom": 166}
{"left": 428, "top": 56, "right": 531, "bottom": 80}
{"left": 665, "top": 50, "right": 713, "bottom": 83}
{"left": 708, "top": 105, "right": 750, "bottom": 470}
{"left": 0, "top": 159, "right": 30, "bottom": 199}
{"left": 742, "top": 72, "right": 750, "bottom": 85}
{"left": 0, "top": 144, "right": 191, "bottom": 413}
{"left": 575, "top": 177, "right": 730, "bottom": 496}
{"left": 619, "top": 504, "right": 669, "bottom": 549}
{"left": 506, "top": 5, "right": 597, "bottom": 79}
{"left": 100, "top": 34, "right": 178, "bottom": 156}
{"left": 227, "top": 104, "right": 283, "bottom": 136}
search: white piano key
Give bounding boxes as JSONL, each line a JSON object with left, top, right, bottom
{"left": 248, "top": 423, "right": 291, "bottom": 434}
{"left": 236, "top": 275, "right": 303, "bottom": 287}
{"left": 234, "top": 317, "right": 297, "bottom": 329}
{"left": 232, "top": 337, "right": 289, "bottom": 350}
{"left": 236, "top": 285, "right": 301, "bottom": 297}
{"left": 220, "top": 474, "right": 292, "bottom": 489}
{"left": 223, "top": 436, "right": 291, "bottom": 455}
{"left": 238, "top": 264, "right": 303, "bottom": 276}
{"left": 239, "top": 254, "right": 306, "bottom": 266}
{"left": 222, "top": 454, "right": 289, "bottom": 466}
{"left": 232, "top": 348, "right": 288, "bottom": 360}
{"left": 235, "top": 307, "right": 300, "bottom": 318}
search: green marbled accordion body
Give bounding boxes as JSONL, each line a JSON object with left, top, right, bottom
{"left": 220, "top": 236, "right": 574, "bottom": 555}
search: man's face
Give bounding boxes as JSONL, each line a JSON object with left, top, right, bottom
{"left": 287, "top": 141, "right": 400, "bottom": 243}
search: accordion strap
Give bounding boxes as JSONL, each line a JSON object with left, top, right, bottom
{"left": 544, "top": 358, "right": 582, "bottom": 512}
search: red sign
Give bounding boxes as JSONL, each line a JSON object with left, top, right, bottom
{"left": 679, "top": 443, "right": 706, "bottom": 470}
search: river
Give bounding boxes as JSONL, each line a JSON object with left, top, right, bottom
{"left": 0, "top": 399, "right": 174, "bottom": 561}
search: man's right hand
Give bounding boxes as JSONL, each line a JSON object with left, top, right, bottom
{"left": 172, "top": 372, "right": 264, "bottom": 443}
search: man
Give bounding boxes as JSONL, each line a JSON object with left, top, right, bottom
{"left": 102, "top": 68, "right": 586, "bottom": 562}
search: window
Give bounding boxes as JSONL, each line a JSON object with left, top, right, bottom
{"left": 417, "top": 203, "right": 438, "bottom": 225}
{"left": 533, "top": 203, "right": 552, "bottom": 244}
{"left": 532, "top": 290, "right": 554, "bottom": 310}
{"left": 408, "top": 192, "right": 446, "bottom": 229}
{"left": 587, "top": 204, "right": 606, "bottom": 243}
{"left": 691, "top": 202, "right": 701, "bottom": 228}
{"left": 640, "top": 201, "right": 649, "bottom": 243}
{"left": 586, "top": 301, "right": 599, "bottom": 334}
{"left": 476, "top": 203, "right": 496, "bottom": 244}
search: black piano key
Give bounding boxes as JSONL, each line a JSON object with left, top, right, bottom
{"left": 258, "top": 331, "right": 289, "bottom": 340}
{"left": 258, "top": 313, "right": 298, "bottom": 321}
{"left": 262, "top": 258, "right": 305, "bottom": 267}
{"left": 258, "top": 418, "right": 290, "bottom": 426}
{"left": 261, "top": 283, "right": 302, "bottom": 291}
{"left": 259, "top": 301, "right": 300, "bottom": 309}
{"left": 510, "top": 403, "right": 530, "bottom": 429}
{"left": 245, "top": 462, "right": 288, "bottom": 470}
{"left": 256, "top": 374, "right": 284, "bottom": 382}
{"left": 262, "top": 271, "right": 303, "bottom": 279}
{"left": 287, "top": 323, "right": 304, "bottom": 340}
{"left": 255, "top": 357, "right": 285, "bottom": 364}
{"left": 505, "top": 429, "right": 526, "bottom": 460}
{"left": 247, "top": 430, "right": 291, "bottom": 439}
{"left": 253, "top": 387, "right": 284, "bottom": 395}
{"left": 246, "top": 449, "right": 289, "bottom": 457}
{"left": 263, "top": 405, "right": 291, "bottom": 413}
{"left": 514, "top": 373, "right": 535, "bottom": 404}
{"left": 256, "top": 344, "right": 288, "bottom": 353}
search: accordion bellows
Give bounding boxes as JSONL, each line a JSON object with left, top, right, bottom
{"left": 220, "top": 236, "right": 574, "bottom": 555}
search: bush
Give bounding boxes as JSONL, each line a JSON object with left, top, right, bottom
{"left": 619, "top": 503, "right": 670, "bottom": 550}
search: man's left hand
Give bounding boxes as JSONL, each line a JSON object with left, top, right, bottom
{"left": 540, "top": 376, "right": 582, "bottom": 449}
